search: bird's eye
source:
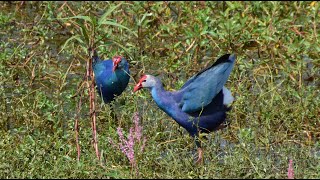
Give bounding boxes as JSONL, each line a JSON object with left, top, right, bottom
{"left": 142, "top": 80, "right": 146, "bottom": 82}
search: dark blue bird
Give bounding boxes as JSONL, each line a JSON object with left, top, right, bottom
{"left": 133, "top": 54, "right": 236, "bottom": 164}
{"left": 91, "top": 49, "right": 130, "bottom": 104}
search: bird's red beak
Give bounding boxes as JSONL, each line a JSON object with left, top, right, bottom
{"left": 133, "top": 82, "right": 142, "bottom": 92}
{"left": 133, "top": 75, "right": 147, "bottom": 92}
{"left": 112, "top": 56, "right": 122, "bottom": 72}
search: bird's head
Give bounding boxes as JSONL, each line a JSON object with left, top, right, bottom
{"left": 133, "top": 74, "right": 157, "bottom": 92}
{"left": 112, "top": 56, "right": 126, "bottom": 71}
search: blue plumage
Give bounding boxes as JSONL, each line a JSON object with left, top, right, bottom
{"left": 91, "top": 50, "right": 130, "bottom": 104}
{"left": 179, "top": 54, "right": 236, "bottom": 113}
{"left": 134, "top": 54, "right": 236, "bottom": 163}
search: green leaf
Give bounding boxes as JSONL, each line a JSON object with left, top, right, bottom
{"left": 78, "top": 22, "right": 90, "bottom": 45}
{"left": 99, "top": 20, "right": 138, "bottom": 37}
{"left": 58, "top": 15, "right": 93, "bottom": 24}
{"left": 226, "top": 1, "right": 235, "bottom": 9}
{"left": 106, "top": 39, "right": 134, "bottom": 59}
{"left": 59, "top": 35, "right": 85, "bottom": 54}
{"left": 98, "top": 2, "right": 123, "bottom": 26}
{"left": 138, "top": 12, "right": 153, "bottom": 27}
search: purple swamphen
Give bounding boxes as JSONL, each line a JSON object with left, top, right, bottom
{"left": 133, "top": 54, "right": 236, "bottom": 164}
{"left": 91, "top": 49, "right": 130, "bottom": 104}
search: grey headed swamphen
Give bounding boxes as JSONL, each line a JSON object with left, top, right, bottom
{"left": 133, "top": 54, "right": 236, "bottom": 164}
{"left": 90, "top": 49, "right": 130, "bottom": 104}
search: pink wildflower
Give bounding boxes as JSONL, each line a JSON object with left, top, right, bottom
{"left": 140, "top": 137, "right": 147, "bottom": 152}
{"left": 287, "top": 159, "right": 294, "bottom": 179}
{"left": 108, "top": 112, "right": 147, "bottom": 175}
{"left": 117, "top": 127, "right": 128, "bottom": 155}
{"left": 133, "top": 112, "right": 142, "bottom": 142}
{"left": 126, "top": 127, "right": 135, "bottom": 165}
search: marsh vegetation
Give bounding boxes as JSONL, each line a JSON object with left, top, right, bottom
{"left": 0, "top": 1, "right": 319, "bottom": 178}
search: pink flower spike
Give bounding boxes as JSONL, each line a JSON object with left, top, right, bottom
{"left": 140, "top": 137, "right": 147, "bottom": 152}
{"left": 133, "top": 112, "right": 142, "bottom": 142}
{"left": 126, "top": 127, "right": 135, "bottom": 164}
{"left": 287, "top": 159, "right": 294, "bottom": 179}
{"left": 117, "top": 127, "right": 125, "bottom": 143}
{"left": 108, "top": 112, "right": 147, "bottom": 175}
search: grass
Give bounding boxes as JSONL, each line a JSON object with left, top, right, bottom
{"left": 0, "top": 1, "right": 319, "bottom": 178}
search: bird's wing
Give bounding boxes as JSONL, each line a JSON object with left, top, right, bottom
{"left": 178, "top": 54, "right": 236, "bottom": 113}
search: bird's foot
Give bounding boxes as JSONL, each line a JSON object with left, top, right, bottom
{"left": 195, "top": 148, "right": 203, "bottom": 165}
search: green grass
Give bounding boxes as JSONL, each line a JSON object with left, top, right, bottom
{"left": 0, "top": 1, "right": 319, "bottom": 178}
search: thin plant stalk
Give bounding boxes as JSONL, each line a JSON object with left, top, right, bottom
{"left": 74, "top": 91, "right": 82, "bottom": 162}
{"left": 87, "top": 53, "right": 100, "bottom": 160}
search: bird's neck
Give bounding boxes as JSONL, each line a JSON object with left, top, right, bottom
{"left": 150, "top": 78, "right": 165, "bottom": 99}
{"left": 150, "top": 80, "right": 190, "bottom": 130}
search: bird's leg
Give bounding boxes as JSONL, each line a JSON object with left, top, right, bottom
{"left": 194, "top": 136, "right": 204, "bottom": 165}
{"left": 196, "top": 147, "right": 204, "bottom": 165}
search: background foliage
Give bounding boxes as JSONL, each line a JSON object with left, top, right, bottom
{"left": 0, "top": 1, "right": 319, "bottom": 178}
